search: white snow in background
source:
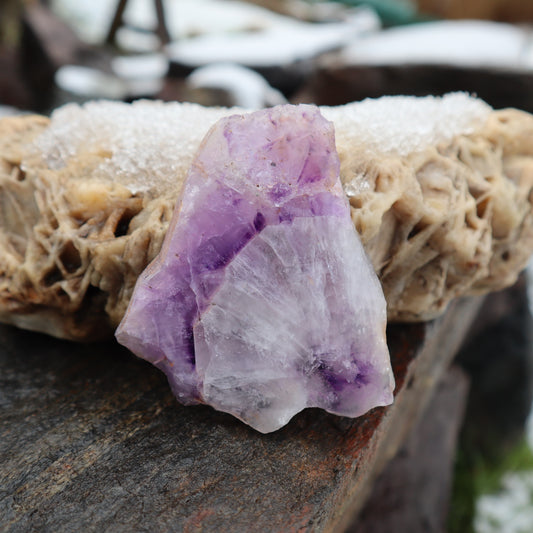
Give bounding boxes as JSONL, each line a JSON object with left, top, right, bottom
{"left": 50, "top": 0, "right": 292, "bottom": 44}
{"left": 50, "top": 0, "right": 376, "bottom": 66}
{"left": 50, "top": 0, "right": 373, "bottom": 46}
{"left": 114, "top": 27, "right": 162, "bottom": 53}
{"left": 55, "top": 56, "right": 169, "bottom": 100}
{"left": 186, "top": 63, "right": 287, "bottom": 108}
{"left": 125, "top": 0, "right": 290, "bottom": 39}
{"left": 50, "top": 0, "right": 117, "bottom": 44}
{"left": 166, "top": 19, "right": 360, "bottom": 67}
{"left": 55, "top": 65, "right": 128, "bottom": 99}
{"left": 161, "top": 1, "right": 376, "bottom": 67}
{"left": 475, "top": 473, "right": 533, "bottom": 533}
{"left": 0, "top": 106, "right": 21, "bottom": 118}
{"left": 342, "top": 20, "right": 533, "bottom": 69}
{"left": 111, "top": 54, "right": 168, "bottom": 80}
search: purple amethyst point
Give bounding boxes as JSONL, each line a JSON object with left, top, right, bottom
{"left": 116, "top": 104, "right": 394, "bottom": 433}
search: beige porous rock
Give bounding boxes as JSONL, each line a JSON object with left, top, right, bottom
{"left": 1, "top": 94, "right": 532, "bottom": 340}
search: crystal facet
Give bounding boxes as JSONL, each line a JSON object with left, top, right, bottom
{"left": 115, "top": 104, "right": 394, "bottom": 433}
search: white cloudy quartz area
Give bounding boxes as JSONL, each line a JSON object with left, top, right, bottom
{"left": 35, "top": 93, "right": 491, "bottom": 196}
{"left": 195, "top": 216, "right": 393, "bottom": 433}
{"left": 341, "top": 20, "right": 533, "bottom": 70}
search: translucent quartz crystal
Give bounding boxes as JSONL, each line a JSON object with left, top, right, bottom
{"left": 115, "top": 105, "right": 394, "bottom": 433}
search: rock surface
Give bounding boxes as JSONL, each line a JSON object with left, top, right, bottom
{"left": 1, "top": 95, "right": 533, "bottom": 340}
{"left": 116, "top": 105, "right": 394, "bottom": 432}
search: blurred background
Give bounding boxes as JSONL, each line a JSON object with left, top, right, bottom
{"left": 4, "top": 0, "right": 533, "bottom": 114}
{"left": 2, "top": 1, "right": 533, "bottom": 532}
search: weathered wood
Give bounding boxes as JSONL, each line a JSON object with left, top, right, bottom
{"left": 0, "top": 48, "right": 31, "bottom": 110}
{"left": 350, "top": 365, "right": 470, "bottom": 533}
{"left": 22, "top": 4, "right": 86, "bottom": 70}
{"left": 106, "top": 0, "right": 170, "bottom": 46}
{"left": 105, "top": 0, "right": 129, "bottom": 45}
{"left": 457, "top": 274, "right": 533, "bottom": 456}
{"left": 154, "top": 0, "right": 171, "bottom": 45}
{"left": 301, "top": 61, "right": 533, "bottom": 114}
{"left": 20, "top": 4, "right": 110, "bottom": 111}
{"left": 0, "top": 297, "right": 482, "bottom": 532}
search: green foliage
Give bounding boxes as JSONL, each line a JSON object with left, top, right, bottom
{"left": 449, "top": 438, "right": 533, "bottom": 533}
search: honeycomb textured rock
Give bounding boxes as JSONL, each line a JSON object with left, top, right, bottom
{"left": 1, "top": 95, "right": 532, "bottom": 340}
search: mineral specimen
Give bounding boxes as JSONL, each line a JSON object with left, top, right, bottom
{"left": 3, "top": 95, "right": 533, "bottom": 342}
{"left": 115, "top": 105, "right": 394, "bottom": 432}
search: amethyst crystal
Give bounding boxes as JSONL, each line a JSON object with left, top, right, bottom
{"left": 116, "top": 104, "right": 394, "bottom": 433}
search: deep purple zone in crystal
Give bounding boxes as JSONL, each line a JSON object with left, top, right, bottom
{"left": 116, "top": 105, "right": 365, "bottom": 405}
{"left": 320, "top": 361, "right": 371, "bottom": 393}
